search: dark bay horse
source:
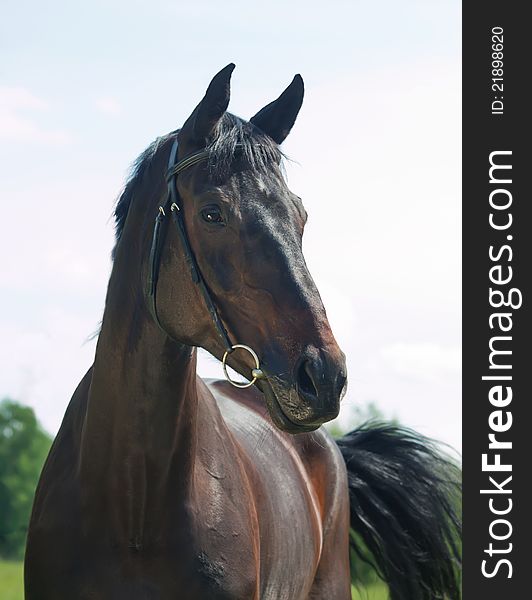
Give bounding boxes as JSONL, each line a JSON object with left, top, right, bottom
{"left": 25, "top": 65, "right": 460, "bottom": 599}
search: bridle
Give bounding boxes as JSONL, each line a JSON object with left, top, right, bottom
{"left": 146, "top": 137, "right": 264, "bottom": 388}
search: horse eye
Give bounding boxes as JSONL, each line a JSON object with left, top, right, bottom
{"left": 200, "top": 206, "right": 224, "bottom": 224}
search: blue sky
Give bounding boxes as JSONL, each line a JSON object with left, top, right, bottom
{"left": 0, "top": 1, "right": 461, "bottom": 451}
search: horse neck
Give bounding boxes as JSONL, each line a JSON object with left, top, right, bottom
{"left": 80, "top": 210, "right": 199, "bottom": 535}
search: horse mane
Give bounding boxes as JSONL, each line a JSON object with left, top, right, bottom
{"left": 113, "top": 133, "right": 173, "bottom": 255}
{"left": 112, "top": 113, "right": 283, "bottom": 257}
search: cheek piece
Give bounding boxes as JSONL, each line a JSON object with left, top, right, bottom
{"left": 146, "top": 137, "right": 265, "bottom": 388}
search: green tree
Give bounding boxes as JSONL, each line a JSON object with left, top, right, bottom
{"left": 0, "top": 398, "right": 52, "bottom": 559}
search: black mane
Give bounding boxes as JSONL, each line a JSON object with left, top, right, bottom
{"left": 113, "top": 113, "right": 283, "bottom": 252}
{"left": 113, "top": 133, "right": 172, "bottom": 253}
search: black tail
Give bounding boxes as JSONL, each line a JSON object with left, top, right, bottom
{"left": 336, "top": 422, "right": 461, "bottom": 600}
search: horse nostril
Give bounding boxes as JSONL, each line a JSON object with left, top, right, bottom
{"left": 296, "top": 359, "right": 319, "bottom": 400}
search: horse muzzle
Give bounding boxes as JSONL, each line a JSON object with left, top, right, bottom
{"left": 257, "top": 347, "right": 347, "bottom": 434}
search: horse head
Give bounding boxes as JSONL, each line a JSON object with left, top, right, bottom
{"left": 148, "top": 64, "right": 347, "bottom": 433}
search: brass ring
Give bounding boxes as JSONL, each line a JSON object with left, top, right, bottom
{"left": 222, "top": 344, "right": 264, "bottom": 388}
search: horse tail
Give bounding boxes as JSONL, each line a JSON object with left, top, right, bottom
{"left": 336, "top": 422, "right": 461, "bottom": 600}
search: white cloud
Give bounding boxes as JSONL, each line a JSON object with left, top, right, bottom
{"left": 0, "top": 85, "right": 71, "bottom": 144}
{"left": 380, "top": 342, "right": 461, "bottom": 383}
{"left": 0, "top": 309, "right": 98, "bottom": 434}
{"left": 0, "top": 86, "right": 47, "bottom": 110}
{"left": 95, "top": 96, "right": 122, "bottom": 116}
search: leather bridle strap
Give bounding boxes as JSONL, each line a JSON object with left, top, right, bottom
{"left": 146, "top": 138, "right": 234, "bottom": 353}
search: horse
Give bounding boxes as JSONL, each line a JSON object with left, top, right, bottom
{"left": 25, "top": 64, "right": 461, "bottom": 599}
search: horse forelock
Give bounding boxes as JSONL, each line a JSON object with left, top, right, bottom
{"left": 112, "top": 113, "right": 284, "bottom": 259}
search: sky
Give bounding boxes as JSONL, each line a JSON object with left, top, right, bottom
{"left": 0, "top": 0, "right": 461, "bottom": 452}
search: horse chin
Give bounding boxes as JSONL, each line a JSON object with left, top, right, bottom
{"left": 256, "top": 379, "right": 321, "bottom": 434}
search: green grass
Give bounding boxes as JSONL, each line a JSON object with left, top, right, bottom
{"left": 0, "top": 561, "right": 24, "bottom": 600}
{"left": 352, "top": 581, "right": 389, "bottom": 600}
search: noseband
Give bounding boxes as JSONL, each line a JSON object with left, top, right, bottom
{"left": 146, "top": 138, "right": 264, "bottom": 388}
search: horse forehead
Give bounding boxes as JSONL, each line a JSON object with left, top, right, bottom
{"left": 192, "top": 168, "right": 284, "bottom": 200}
{"left": 238, "top": 173, "right": 296, "bottom": 214}
{"left": 249, "top": 170, "right": 278, "bottom": 193}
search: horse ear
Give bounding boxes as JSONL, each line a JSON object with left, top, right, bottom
{"left": 183, "top": 63, "right": 235, "bottom": 145}
{"left": 250, "top": 75, "right": 304, "bottom": 144}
